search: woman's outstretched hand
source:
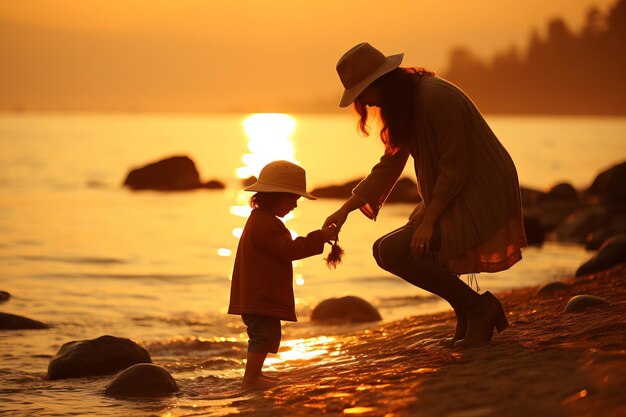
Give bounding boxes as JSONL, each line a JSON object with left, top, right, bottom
{"left": 411, "top": 221, "right": 434, "bottom": 258}
{"left": 323, "top": 195, "right": 363, "bottom": 233}
{"left": 323, "top": 207, "right": 349, "bottom": 231}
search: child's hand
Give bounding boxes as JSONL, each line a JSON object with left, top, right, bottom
{"left": 321, "top": 224, "right": 338, "bottom": 242}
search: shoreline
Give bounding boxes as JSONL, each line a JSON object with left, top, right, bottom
{"left": 226, "top": 264, "right": 626, "bottom": 417}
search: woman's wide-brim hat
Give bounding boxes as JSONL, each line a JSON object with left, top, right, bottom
{"left": 336, "top": 42, "right": 404, "bottom": 107}
{"left": 244, "top": 160, "right": 317, "bottom": 200}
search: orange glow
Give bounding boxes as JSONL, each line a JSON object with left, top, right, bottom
{"left": 563, "top": 388, "right": 590, "bottom": 405}
{"left": 0, "top": 1, "right": 616, "bottom": 113}
{"left": 343, "top": 407, "right": 376, "bottom": 414}
{"left": 266, "top": 336, "right": 335, "bottom": 365}
{"left": 217, "top": 248, "right": 232, "bottom": 257}
{"left": 295, "top": 274, "right": 305, "bottom": 286}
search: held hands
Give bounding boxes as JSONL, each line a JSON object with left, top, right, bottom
{"left": 321, "top": 223, "right": 339, "bottom": 243}
{"left": 411, "top": 221, "right": 434, "bottom": 258}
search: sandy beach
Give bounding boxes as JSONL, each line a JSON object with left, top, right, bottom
{"left": 227, "top": 264, "right": 626, "bottom": 417}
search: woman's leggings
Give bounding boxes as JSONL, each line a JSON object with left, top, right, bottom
{"left": 372, "top": 226, "right": 480, "bottom": 312}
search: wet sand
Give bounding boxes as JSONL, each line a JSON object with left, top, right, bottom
{"left": 230, "top": 264, "right": 626, "bottom": 417}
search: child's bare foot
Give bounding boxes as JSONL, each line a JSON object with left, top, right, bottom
{"left": 241, "top": 377, "right": 278, "bottom": 391}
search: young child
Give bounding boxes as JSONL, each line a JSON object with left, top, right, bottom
{"left": 228, "top": 160, "right": 337, "bottom": 390}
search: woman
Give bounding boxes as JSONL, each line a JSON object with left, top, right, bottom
{"left": 324, "top": 42, "right": 527, "bottom": 348}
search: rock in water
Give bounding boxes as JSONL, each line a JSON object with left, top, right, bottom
{"left": 124, "top": 155, "right": 203, "bottom": 191}
{"left": 523, "top": 215, "right": 545, "bottom": 246}
{"left": 550, "top": 206, "right": 609, "bottom": 244}
{"left": 312, "top": 177, "right": 420, "bottom": 203}
{"left": 386, "top": 177, "right": 421, "bottom": 203}
{"left": 47, "top": 335, "right": 152, "bottom": 380}
{"left": 584, "top": 227, "right": 622, "bottom": 251}
{"left": 311, "top": 296, "right": 382, "bottom": 323}
{"left": 539, "top": 182, "right": 578, "bottom": 202}
{"left": 563, "top": 295, "right": 611, "bottom": 313}
{"left": 0, "top": 312, "right": 48, "bottom": 330}
{"left": 576, "top": 234, "right": 626, "bottom": 277}
{"left": 586, "top": 161, "right": 626, "bottom": 204}
{"left": 311, "top": 179, "right": 362, "bottom": 199}
{"left": 105, "top": 364, "right": 178, "bottom": 398}
{"left": 0, "top": 291, "right": 10, "bottom": 302}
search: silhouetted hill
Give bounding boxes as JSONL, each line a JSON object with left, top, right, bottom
{"left": 443, "top": 0, "right": 626, "bottom": 115}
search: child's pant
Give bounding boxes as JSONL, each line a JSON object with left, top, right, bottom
{"left": 242, "top": 314, "right": 281, "bottom": 354}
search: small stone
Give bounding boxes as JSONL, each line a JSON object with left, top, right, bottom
{"left": 105, "top": 363, "right": 178, "bottom": 398}
{"left": 538, "top": 282, "right": 573, "bottom": 294}
{"left": 563, "top": 295, "right": 611, "bottom": 313}
{"left": 311, "top": 296, "right": 382, "bottom": 323}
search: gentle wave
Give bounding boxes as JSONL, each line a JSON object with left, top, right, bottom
{"left": 34, "top": 272, "right": 224, "bottom": 281}
{"left": 145, "top": 336, "right": 244, "bottom": 356}
{"left": 377, "top": 294, "right": 439, "bottom": 308}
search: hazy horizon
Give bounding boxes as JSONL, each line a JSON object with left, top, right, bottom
{"left": 0, "top": 0, "right": 618, "bottom": 113}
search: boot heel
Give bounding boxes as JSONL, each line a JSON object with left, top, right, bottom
{"left": 495, "top": 306, "right": 509, "bottom": 333}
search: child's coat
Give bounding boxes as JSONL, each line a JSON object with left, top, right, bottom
{"left": 228, "top": 208, "right": 325, "bottom": 321}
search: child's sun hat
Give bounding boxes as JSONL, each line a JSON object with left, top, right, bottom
{"left": 244, "top": 160, "right": 317, "bottom": 200}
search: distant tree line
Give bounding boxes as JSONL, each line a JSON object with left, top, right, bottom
{"left": 443, "top": 0, "right": 625, "bottom": 115}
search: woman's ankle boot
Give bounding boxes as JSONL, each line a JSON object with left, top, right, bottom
{"left": 438, "top": 310, "right": 467, "bottom": 347}
{"left": 454, "top": 292, "right": 508, "bottom": 348}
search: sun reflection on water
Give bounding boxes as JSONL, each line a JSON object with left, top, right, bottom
{"left": 228, "top": 113, "right": 307, "bottom": 280}
{"left": 266, "top": 336, "right": 337, "bottom": 365}
{"left": 236, "top": 113, "right": 298, "bottom": 180}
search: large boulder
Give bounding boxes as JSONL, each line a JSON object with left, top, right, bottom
{"left": 586, "top": 161, "right": 626, "bottom": 204}
{"left": 123, "top": 155, "right": 224, "bottom": 191}
{"left": 48, "top": 335, "right": 152, "bottom": 380}
{"left": 549, "top": 206, "right": 609, "bottom": 243}
{"left": 311, "top": 296, "right": 382, "bottom": 323}
{"left": 105, "top": 364, "right": 178, "bottom": 398}
{"left": 584, "top": 226, "right": 623, "bottom": 250}
{"left": 0, "top": 312, "right": 48, "bottom": 330}
{"left": 523, "top": 214, "right": 546, "bottom": 246}
{"left": 520, "top": 186, "right": 545, "bottom": 208}
{"left": 576, "top": 234, "right": 626, "bottom": 277}
{"left": 536, "top": 200, "right": 582, "bottom": 231}
{"left": 386, "top": 178, "right": 421, "bottom": 203}
{"left": 538, "top": 182, "right": 579, "bottom": 203}
{"left": 312, "top": 179, "right": 361, "bottom": 199}
{"left": 312, "top": 177, "right": 420, "bottom": 203}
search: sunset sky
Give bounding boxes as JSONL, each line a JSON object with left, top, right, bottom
{"left": 0, "top": 0, "right": 617, "bottom": 112}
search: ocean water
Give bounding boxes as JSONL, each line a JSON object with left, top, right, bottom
{"left": 0, "top": 113, "right": 625, "bottom": 416}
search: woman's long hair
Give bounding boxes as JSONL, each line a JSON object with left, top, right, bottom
{"left": 354, "top": 67, "right": 434, "bottom": 153}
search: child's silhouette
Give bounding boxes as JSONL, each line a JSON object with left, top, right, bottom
{"left": 228, "top": 160, "right": 337, "bottom": 390}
